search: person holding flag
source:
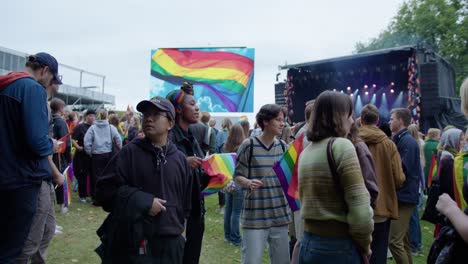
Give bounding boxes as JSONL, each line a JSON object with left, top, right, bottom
{"left": 234, "top": 104, "right": 291, "bottom": 264}
{"left": 50, "top": 98, "right": 72, "bottom": 214}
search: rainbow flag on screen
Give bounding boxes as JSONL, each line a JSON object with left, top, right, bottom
{"left": 200, "top": 153, "right": 236, "bottom": 196}
{"left": 453, "top": 152, "right": 468, "bottom": 209}
{"left": 62, "top": 164, "right": 74, "bottom": 207}
{"left": 272, "top": 134, "right": 304, "bottom": 212}
{"left": 150, "top": 48, "right": 255, "bottom": 112}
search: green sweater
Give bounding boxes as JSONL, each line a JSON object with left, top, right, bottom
{"left": 298, "top": 137, "right": 373, "bottom": 254}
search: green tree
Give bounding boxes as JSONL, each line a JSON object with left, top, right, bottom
{"left": 355, "top": 0, "right": 467, "bottom": 92}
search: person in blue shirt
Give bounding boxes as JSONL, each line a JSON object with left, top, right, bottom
{"left": 0, "top": 52, "right": 61, "bottom": 262}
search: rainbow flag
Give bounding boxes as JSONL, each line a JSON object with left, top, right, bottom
{"left": 427, "top": 153, "right": 438, "bottom": 187}
{"left": 453, "top": 152, "right": 468, "bottom": 209}
{"left": 200, "top": 153, "right": 236, "bottom": 196}
{"left": 63, "top": 164, "right": 74, "bottom": 207}
{"left": 57, "top": 132, "right": 72, "bottom": 154}
{"left": 150, "top": 48, "right": 255, "bottom": 112}
{"left": 239, "top": 115, "right": 248, "bottom": 123}
{"left": 272, "top": 134, "right": 304, "bottom": 212}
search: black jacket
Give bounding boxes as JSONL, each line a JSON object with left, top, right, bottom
{"left": 96, "top": 137, "right": 192, "bottom": 237}
{"left": 169, "top": 124, "right": 209, "bottom": 218}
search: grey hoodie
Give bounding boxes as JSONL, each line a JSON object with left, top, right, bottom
{"left": 84, "top": 120, "right": 122, "bottom": 155}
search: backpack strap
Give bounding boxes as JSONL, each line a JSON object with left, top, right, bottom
{"left": 327, "top": 137, "right": 343, "bottom": 194}
{"left": 279, "top": 139, "right": 285, "bottom": 153}
{"left": 248, "top": 137, "right": 254, "bottom": 178}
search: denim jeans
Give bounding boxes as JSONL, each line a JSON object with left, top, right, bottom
{"left": 409, "top": 207, "right": 422, "bottom": 252}
{"left": 241, "top": 225, "right": 290, "bottom": 264}
{"left": 224, "top": 189, "right": 244, "bottom": 245}
{"left": 299, "top": 232, "right": 361, "bottom": 264}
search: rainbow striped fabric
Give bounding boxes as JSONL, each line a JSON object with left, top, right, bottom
{"left": 272, "top": 134, "right": 304, "bottom": 212}
{"left": 454, "top": 152, "right": 468, "bottom": 209}
{"left": 150, "top": 48, "right": 255, "bottom": 112}
{"left": 62, "top": 164, "right": 74, "bottom": 207}
{"left": 200, "top": 153, "right": 237, "bottom": 196}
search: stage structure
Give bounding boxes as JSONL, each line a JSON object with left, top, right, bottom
{"left": 150, "top": 47, "right": 255, "bottom": 113}
{"left": 278, "top": 46, "right": 466, "bottom": 132}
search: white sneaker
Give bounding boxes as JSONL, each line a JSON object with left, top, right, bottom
{"left": 56, "top": 225, "right": 63, "bottom": 231}
{"left": 80, "top": 198, "right": 86, "bottom": 203}
{"left": 60, "top": 206, "right": 68, "bottom": 214}
{"left": 55, "top": 228, "right": 63, "bottom": 235}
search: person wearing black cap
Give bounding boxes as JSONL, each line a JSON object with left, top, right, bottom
{"left": 95, "top": 97, "right": 192, "bottom": 264}
{"left": 0, "top": 52, "right": 62, "bottom": 262}
{"left": 71, "top": 109, "right": 96, "bottom": 202}
{"left": 166, "top": 88, "right": 209, "bottom": 264}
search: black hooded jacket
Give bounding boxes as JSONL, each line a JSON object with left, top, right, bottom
{"left": 169, "top": 124, "right": 209, "bottom": 218}
{"left": 96, "top": 137, "right": 192, "bottom": 236}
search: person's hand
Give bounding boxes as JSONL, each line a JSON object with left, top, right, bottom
{"left": 248, "top": 179, "right": 263, "bottom": 190}
{"left": 53, "top": 172, "right": 64, "bottom": 187}
{"left": 187, "top": 156, "right": 202, "bottom": 169}
{"left": 149, "top": 198, "right": 167, "bottom": 216}
{"left": 436, "top": 193, "right": 459, "bottom": 216}
{"left": 77, "top": 146, "right": 84, "bottom": 152}
{"left": 52, "top": 138, "right": 59, "bottom": 153}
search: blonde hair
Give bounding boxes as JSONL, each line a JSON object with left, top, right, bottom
{"left": 427, "top": 128, "right": 441, "bottom": 140}
{"left": 408, "top": 124, "right": 425, "bottom": 167}
{"left": 98, "top": 109, "right": 108, "bottom": 120}
{"left": 461, "top": 77, "right": 468, "bottom": 116}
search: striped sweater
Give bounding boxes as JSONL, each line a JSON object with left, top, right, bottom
{"left": 298, "top": 137, "right": 373, "bottom": 254}
{"left": 234, "top": 137, "right": 292, "bottom": 229}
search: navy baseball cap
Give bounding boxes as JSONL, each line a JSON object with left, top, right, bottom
{"left": 34, "top": 52, "right": 62, "bottom": 85}
{"left": 137, "top": 96, "right": 175, "bottom": 120}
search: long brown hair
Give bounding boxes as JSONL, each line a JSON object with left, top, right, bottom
{"left": 223, "top": 124, "right": 245, "bottom": 153}
{"left": 307, "top": 91, "right": 354, "bottom": 142}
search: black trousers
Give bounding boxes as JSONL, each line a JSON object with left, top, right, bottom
{"left": 0, "top": 184, "right": 40, "bottom": 263}
{"left": 90, "top": 152, "right": 114, "bottom": 200}
{"left": 183, "top": 216, "right": 205, "bottom": 264}
{"left": 218, "top": 192, "right": 225, "bottom": 207}
{"left": 73, "top": 153, "right": 91, "bottom": 199}
{"left": 370, "top": 220, "right": 391, "bottom": 264}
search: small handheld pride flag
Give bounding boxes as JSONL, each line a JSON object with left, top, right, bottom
{"left": 62, "top": 164, "right": 74, "bottom": 207}
{"left": 200, "top": 153, "right": 237, "bottom": 196}
{"left": 272, "top": 134, "right": 304, "bottom": 212}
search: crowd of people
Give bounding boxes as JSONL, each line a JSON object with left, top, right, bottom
{"left": 1, "top": 51, "right": 468, "bottom": 264}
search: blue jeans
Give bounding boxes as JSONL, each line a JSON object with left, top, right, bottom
{"left": 224, "top": 189, "right": 244, "bottom": 245}
{"left": 409, "top": 207, "right": 422, "bottom": 252}
{"left": 241, "top": 225, "right": 290, "bottom": 264}
{"left": 299, "top": 232, "right": 361, "bottom": 264}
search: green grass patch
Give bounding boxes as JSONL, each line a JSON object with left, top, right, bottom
{"left": 48, "top": 193, "right": 434, "bottom": 263}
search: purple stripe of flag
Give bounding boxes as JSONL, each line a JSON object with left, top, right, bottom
{"left": 273, "top": 161, "right": 300, "bottom": 211}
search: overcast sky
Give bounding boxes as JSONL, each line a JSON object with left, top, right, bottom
{"left": 2, "top": 0, "right": 403, "bottom": 118}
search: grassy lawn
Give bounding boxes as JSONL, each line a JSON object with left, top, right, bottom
{"left": 48, "top": 193, "right": 434, "bottom": 263}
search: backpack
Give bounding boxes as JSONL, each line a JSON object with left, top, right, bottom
{"left": 427, "top": 221, "right": 468, "bottom": 264}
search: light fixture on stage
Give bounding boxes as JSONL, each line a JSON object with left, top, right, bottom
{"left": 372, "top": 84, "right": 377, "bottom": 88}
{"left": 333, "top": 89, "right": 336, "bottom": 91}
{"left": 350, "top": 94, "right": 354, "bottom": 97}
{"left": 347, "top": 86, "right": 351, "bottom": 91}
{"left": 390, "top": 82, "right": 395, "bottom": 86}
{"left": 390, "top": 89, "right": 395, "bottom": 94}
{"left": 364, "top": 84, "right": 368, "bottom": 89}
{"left": 340, "top": 90, "right": 344, "bottom": 93}
{"left": 365, "top": 91, "right": 369, "bottom": 95}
